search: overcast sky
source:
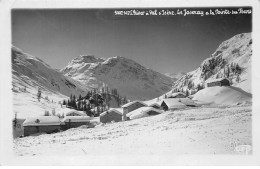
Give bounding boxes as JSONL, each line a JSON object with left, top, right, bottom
{"left": 12, "top": 8, "right": 252, "bottom": 74}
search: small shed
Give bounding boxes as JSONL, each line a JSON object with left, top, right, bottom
{"left": 127, "top": 107, "right": 163, "bottom": 120}
{"left": 23, "top": 116, "right": 61, "bottom": 136}
{"left": 100, "top": 108, "right": 123, "bottom": 123}
{"left": 61, "top": 116, "right": 91, "bottom": 130}
{"left": 206, "top": 78, "right": 230, "bottom": 87}
{"left": 167, "top": 92, "right": 186, "bottom": 98}
{"left": 121, "top": 101, "right": 147, "bottom": 120}
{"left": 161, "top": 98, "right": 187, "bottom": 111}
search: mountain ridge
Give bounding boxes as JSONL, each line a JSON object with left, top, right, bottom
{"left": 12, "top": 46, "right": 87, "bottom": 98}
{"left": 61, "top": 55, "right": 174, "bottom": 100}
{"left": 171, "top": 32, "right": 252, "bottom": 94}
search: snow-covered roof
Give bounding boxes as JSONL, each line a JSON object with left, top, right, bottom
{"left": 61, "top": 116, "right": 91, "bottom": 122}
{"left": 127, "top": 107, "right": 163, "bottom": 120}
{"left": 167, "top": 92, "right": 186, "bottom": 98}
{"left": 63, "top": 110, "right": 86, "bottom": 116}
{"left": 121, "top": 100, "right": 147, "bottom": 108}
{"left": 147, "top": 102, "right": 161, "bottom": 107}
{"left": 100, "top": 108, "right": 124, "bottom": 116}
{"left": 206, "top": 78, "right": 229, "bottom": 84}
{"left": 161, "top": 98, "right": 187, "bottom": 109}
{"left": 23, "top": 116, "right": 61, "bottom": 127}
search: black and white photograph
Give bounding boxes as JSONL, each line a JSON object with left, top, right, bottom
{"left": 0, "top": 0, "right": 260, "bottom": 166}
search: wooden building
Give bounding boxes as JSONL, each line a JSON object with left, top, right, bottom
{"left": 126, "top": 107, "right": 163, "bottom": 120}
{"left": 206, "top": 78, "right": 230, "bottom": 87}
{"left": 121, "top": 101, "right": 147, "bottom": 121}
{"left": 161, "top": 99, "right": 187, "bottom": 111}
{"left": 161, "top": 97, "right": 199, "bottom": 111}
{"left": 22, "top": 116, "right": 61, "bottom": 136}
{"left": 61, "top": 116, "right": 91, "bottom": 130}
{"left": 100, "top": 108, "right": 123, "bottom": 123}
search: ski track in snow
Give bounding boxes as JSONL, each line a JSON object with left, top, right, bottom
{"left": 13, "top": 105, "right": 252, "bottom": 156}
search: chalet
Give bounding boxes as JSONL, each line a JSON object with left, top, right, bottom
{"left": 100, "top": 108, "right": 123, "bottom": 123}
{"left": 167, "top": 92, "right": 186, "bottom": 98}
{"left": 61, "top": 116, "right": 91, "bottom": 130}
{"left": 126, "top": 107, "right": 163, "bottom": 120}
{"left": 161, "top": 98, "right": 187, "bottom": 111}
{"left": 206, "top": 78, "right": 230, "bottom": 87}
{"left": 23, "top": 116, "right": 61, "bottom": 136}
{"left": 121, "top": 101, "right": 147, "bottom": 121}
{"left": 161, "top": 97, "right": 199, "bottom": 111}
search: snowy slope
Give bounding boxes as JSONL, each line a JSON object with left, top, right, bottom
{"left": 173, "top": 32, "right": 252, "bottom": 94}
{"left": 192, "top": 86, "right": 252, "bottom": 105}
{"left": 14, "top": 104, "right": 252, "bottom": 157}
{"left": 12, "top": 46, "right": 87, "bottom": 97}
{"left": 61, "top": 55, "right": 173, "bottom": 100}
{"left": 165, "top": 72, "right": 186, "bottom": 81}
{"left": 12, "top": 46, "right": 88, "bottom": 118}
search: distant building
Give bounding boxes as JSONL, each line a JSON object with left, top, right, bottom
{"left": 23, "top": 116, "right": 61, "bottom": 136}
{"left": 160, "top": 98, "right": 187, "bottom": 111}
{"left": 121, "top": 101, "right": 147, "bottom": 121}
{"left": 206, "top": 78, "right": 230, "bottom": 87}
{"left": 126, "top": 107, "right": 163, "bottom": 120}
{"left": 167, "top": 92, "right": 186, "bottom": 98}
{"left": 100, "top": 108, "right": 123, "bottom": 123}
{"left": 61, "top": 116, "right": 91, "bottom": 130}
{"left": 161, "top": 98, "right": 199, "bottom": 111}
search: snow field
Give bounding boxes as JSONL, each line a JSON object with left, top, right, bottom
{"left": 13, "top": 104, "right": 252, "bottom": 156}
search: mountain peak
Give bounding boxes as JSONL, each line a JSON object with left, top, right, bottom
{"left": 70, "top": 55, "right": 105, "bottom": 64}
{"left": 173, "top": 32, "right": 252, "bottom": 94}
{"left": 61, "top": 54, "right": 173, "bottom": 100}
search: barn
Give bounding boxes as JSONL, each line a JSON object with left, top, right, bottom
{"left": 23, "top": 116, "right": 61, "bottom": 136}
{"left": 161, "top": 98, "right": 187, "bottom": 111}
{"left": 121, "top": 101, "right": 147, "bottom": 121}
{"left": 126, "top": 107, "right": 163, "bottom": 120}
{"left": 100, "top": 108, "right": 123, "bottom": 123}
{"left": 206, "top": 78, "right": 230, "bottom": 87}
{"left": 61, "top": 116, "right": 91, "bottom": 130}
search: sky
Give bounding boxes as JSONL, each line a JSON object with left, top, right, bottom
{"left": 12, "top": 8, "right": 252, "bottom": 74}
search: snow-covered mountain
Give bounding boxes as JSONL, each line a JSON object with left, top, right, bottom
{"left": 61, "top": 55, "right": 173, "bottom": 100}
{"left": 172, "top": 32, "right": 252, "bottom": 94}
{"left": 165, "top": 72, "right": 186, "bottom": 81}
{"left": 12, "top": 46, "right": 87, "bottom": 98}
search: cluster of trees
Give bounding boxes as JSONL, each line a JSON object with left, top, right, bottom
{"left": 62, "top": 84, "right": 128, "bottom": 117}
{"left": 201, "top": 59, "right": 242, "bottom": 84}
{"left": 224, "top": 62, "right": 242, "bottom": 78}
{"left": 172, "top": 80, "right": 205, "bottom": 97}
{"left": 37, "top": 88, "right": 54, "bottom": 103}
{"left": 201, "top": 55, "right": 226, "bottom": 81}
{"left": 172, "top": 59, "right": 243, "bottom": 98}
{"left": 223, "top": 62, "right": 242, "bottom": 84}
